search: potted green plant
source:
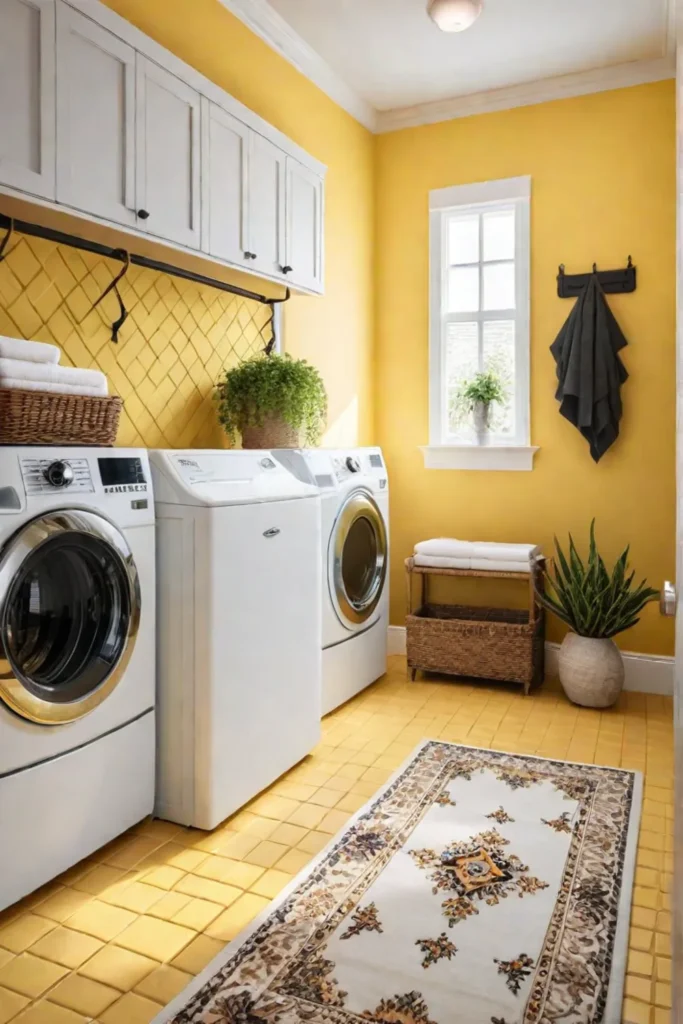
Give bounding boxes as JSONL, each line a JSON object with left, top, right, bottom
{"left": 536, "top": 522, "right": 659, "bottom": 707}
{"left": 215, "top": 353, "right": 327, "bottom": 449}
{"left": 458, "top": 371, "right": 506, "bottom": 445}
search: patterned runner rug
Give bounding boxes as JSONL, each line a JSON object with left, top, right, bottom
{"left": 155, "top": 741, "right": 642, "bottom": 1024}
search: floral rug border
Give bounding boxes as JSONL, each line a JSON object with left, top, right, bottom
{"left": 153, "top": 741, "right": 643, "bottom": 1024}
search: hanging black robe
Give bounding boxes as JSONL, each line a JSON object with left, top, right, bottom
{"left": 550, "top": 274, "right": 629, "bottom": 462}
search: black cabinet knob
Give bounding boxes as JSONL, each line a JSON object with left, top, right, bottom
{"left": 243, "top": 251, "right": 257, "bottom": 260}
{"left": 137, "top": 209, "right": 150, "bottom": 220}
{"left": 280, "top": 265, "right": 293, "bottom": 274}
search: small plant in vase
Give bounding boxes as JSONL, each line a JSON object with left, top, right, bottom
{"left": 458, "top": 371, "right": 506, "bottom": 445}
{"left": 536, "top": 521, "right": 658, "bottom": 707}
{"left": 215, "top": 353, "right": 327, "bottom": 449}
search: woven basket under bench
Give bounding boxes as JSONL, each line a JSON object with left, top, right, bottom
{"left": 405, "top": 554, "right": 546, "bottom": 694}
{"left": 0, "top": 389, "right": 122, "bottom": 446}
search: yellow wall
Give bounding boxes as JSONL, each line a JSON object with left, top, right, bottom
{"left": 0, "top": 0, "right": 375, "bottom": 450}
{"left": 375, "top": 81, "right": 676, "bottom": 655}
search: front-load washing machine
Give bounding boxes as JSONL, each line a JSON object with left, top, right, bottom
{"left": 150, "top": 449, "right": 322, "bottom": 831}
{"left": 0, "top": 448, "right": 156, "bottom": 911}
{"left": 296, "top": 447, "right": 389, "bottom": 714}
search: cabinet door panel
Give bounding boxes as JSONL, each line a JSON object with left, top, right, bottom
{"left": 56, "top": 3, "right": 135, "bottom": 226}
{"left": 247, "top": 133, "right": 286, "bottom": 279}
{"left": 286, "top": 158, "right": 323, "bottom": 293}
{"left": 202, "top": 99, "right": 249, "bottom": 267}
{"left": 136, "top": 56, "right": 201, "bottom": 250}
{"left": 0, "top": 0, "right": 55, "bottom": 199}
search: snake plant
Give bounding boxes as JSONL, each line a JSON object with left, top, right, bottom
{"left": 536, "top": 521, "right": 658, "bottom": 639}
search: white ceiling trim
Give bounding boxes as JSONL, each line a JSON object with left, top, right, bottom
{"left": 217, "top": 0, "right": 377, "bottom": 130}
{"left": 219, "top": 0, "right": 674, "bottom": 136}
{"left": 376, "top": 55, "right": 676, "bottom": 133}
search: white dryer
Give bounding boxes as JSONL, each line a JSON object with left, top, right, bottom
{"left": 0, "top": 448, "right": 155, "bottom": 911}
{"left": 150, "top": 450, "right": 322, "bottom": 831}
{"left": 296, "top": 447, "right": 389, "bottom": 714}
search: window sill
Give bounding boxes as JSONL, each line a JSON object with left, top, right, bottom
{"left": 420, "top": 444, "right": 539, "bottom": 471}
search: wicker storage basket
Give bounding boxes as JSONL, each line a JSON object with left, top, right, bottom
{"left": 0, "top": 389, "right": 122, "bottom": 446}
{"left": 405, "top": 557, "right": 545, "bottom": 694}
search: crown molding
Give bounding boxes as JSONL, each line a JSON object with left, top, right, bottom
{"left": 376, "top": 56, "right": 676, "bottom": 133}
{"left": 217, "top": 0, "right": 377, "bottom": 131}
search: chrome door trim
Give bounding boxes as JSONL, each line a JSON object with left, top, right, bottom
{"left": 0, "top": 510, "right": 140, "bottom": 725}
{"left": 330, "top": 490, "right": 387, "bottom": 627}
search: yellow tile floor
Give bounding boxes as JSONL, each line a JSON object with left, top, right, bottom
{"left": 0, "top": 656, "right": 674, "bottom": 1024}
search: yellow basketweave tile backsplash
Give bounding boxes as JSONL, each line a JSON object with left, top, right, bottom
{"left": 0, "top": 232, "right": 272, "bottom": 449}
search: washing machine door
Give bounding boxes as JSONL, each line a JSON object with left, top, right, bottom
{"left": 330, "top": 490, "right": 387, "bottom": 628}
{"left": 0, "top": 510, "right": 140, "bottom": 725}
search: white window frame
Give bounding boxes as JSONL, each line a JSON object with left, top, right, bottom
{"left": 422, "top": 175, "right": 538, "bottom": 471}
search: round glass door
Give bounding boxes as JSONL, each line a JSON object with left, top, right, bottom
{"left": 331, "top": 491, "right": 387, "bottom": 627}
{"left": 0, "top": 511, "right": 140, "bottom": 724}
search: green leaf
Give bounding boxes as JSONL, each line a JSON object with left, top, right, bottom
{"left": 537, "top": 523, "right": 658, "bottom": 639}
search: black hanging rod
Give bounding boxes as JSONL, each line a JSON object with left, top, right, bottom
{"left": 557, "top": 256, "right": 636, "bottom": 298}
{"left": 0, "top": 212, "right": 290, "bottom": 308}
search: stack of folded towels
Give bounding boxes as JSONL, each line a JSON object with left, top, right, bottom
{"left": 414, "top": 538, "right": 538, "bottom": 574}
{"left": 0, "top": 336, "right": 108, "bottom": 397}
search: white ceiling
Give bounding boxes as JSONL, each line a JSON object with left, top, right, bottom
{"left": 266, "top": 0, "right": 670, "bottom": 110}
{"left": 220, "top": 0, "right": 674, "bottom": 130}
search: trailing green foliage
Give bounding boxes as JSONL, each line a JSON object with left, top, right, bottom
{"left": 215, "top": 353, "right": 327, "bottom": 445}
{"left": 536, "top": 521, "right": 659, "bottom": 639}
{"left": 459, "top": 371, "right": 507, "bottom": 409}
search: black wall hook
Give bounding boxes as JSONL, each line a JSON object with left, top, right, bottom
{"left": 558, "top": 257, "right": 636, "bottom": 298}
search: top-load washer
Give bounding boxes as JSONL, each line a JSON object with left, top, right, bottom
{"left": 0, "top": 447, "right": 156, "bottom": 910}
{"left": 150, "top": 449, "right": 322, "bottom": 831}
{"left": 295, "top": 447, "right": 389, "bottom": 714}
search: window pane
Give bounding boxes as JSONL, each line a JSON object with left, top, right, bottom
{"left": 446, "top": 321, "right": 479, "bottom": 439}
{"left": 483, "top": 261, "right": 515, "bottom": 310}
{"left": 483, "top": 320, "right": 515, "bottom": 437}
{"left": 448, "top": 265, "right": 479, "bottom": 313}
{"left": 483, "top": 209, "right": 515, "bottom": 261}
{"left": 448, "top": 213, "right": 479, "bottom": 265}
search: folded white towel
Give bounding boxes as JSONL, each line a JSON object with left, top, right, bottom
{"left": 414, "top": 538, "right": 536, "bottom": 563}
{"left": 1, "top": 378, "right": 109, "bottom": 397}
{"left": 413, "top": 554, "right": 531, "bottom": 574}
{"left": 0, "top": 337, "right": 60, "bottom": 364}
{"left": 0, "top": 358, "right": 108, "bottom": 395}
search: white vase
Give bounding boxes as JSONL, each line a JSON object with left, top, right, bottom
{"left": 558, "top": 633, "right": 625, "bottom": 708}
{"left": 473, "top": 401, "right": 491, "bottom": 446}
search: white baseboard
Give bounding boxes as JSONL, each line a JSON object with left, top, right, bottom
{"left": 387, "top": 626, "right": 674, "bottom": 696}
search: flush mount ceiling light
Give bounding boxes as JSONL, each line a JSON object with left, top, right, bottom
{"left": 428, "top": 0, "right": 483, "bottom": 32}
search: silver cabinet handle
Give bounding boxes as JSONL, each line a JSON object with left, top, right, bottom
{"left": 660, "top": 581, "right": 677, "bottom": 617}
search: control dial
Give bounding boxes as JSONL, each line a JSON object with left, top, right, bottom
{"left": 44, "top": 461, "right": 74, "bottom": 488}
{"left": 346, "top": 456, "right": 361, "bottom": 473}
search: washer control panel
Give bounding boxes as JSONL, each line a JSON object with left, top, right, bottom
{"left": 20, "top": 458, "right": 95, "bottom": 495}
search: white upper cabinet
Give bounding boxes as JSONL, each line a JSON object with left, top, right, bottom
{"left": 56, "top": 3, "right": 136, "bottom": 226}
{"left": 135, "top": 57, "right": 201, "bottom": 250}
{"left": 0, "top": 0, "right": 325, "bottom": 293}
{"left": 202, "top": 99, "right": 249, "bottom": 268}
{"left": 0, "top": 0, "right": 56, "bottom": 200}
{"left": 247, "top": 133, "right": 286, "bottom": 281}
{"left": 285, "top": 158, "right": 323, "bottom": 294}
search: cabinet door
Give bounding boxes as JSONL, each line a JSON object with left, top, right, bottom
{"left": 0, "top": 0, "right": 55, "bottom": 199}
{"left": 201, "top": 99, "right": 249, "bottom": 267}
{"left": 285, "top": 158, "right": 324, "bottom": 293}
{"left": 136, "top": 56, "right": 201, "bottom": 249}
{"left": 55, "top": 3, "right": 136, "bottom": 226}
{"left": 246, "top": 133, "right": 286, "bottom": 280}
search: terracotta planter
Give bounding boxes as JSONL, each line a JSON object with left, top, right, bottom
{"left": 558, "top": 632, "right": 625, "bottom": 708}
{"left": 473, "top": 401, "right": 491, "bottom": 446}
{"left": 240, "top": 413, "right": 301, "bottom": 450}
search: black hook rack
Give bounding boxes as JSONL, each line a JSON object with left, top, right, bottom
{"left": 0, "top": 212, "right": 290, "bottom": 346}
{"left": 557, "top": 256, "right": 636, "bottom": 298}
